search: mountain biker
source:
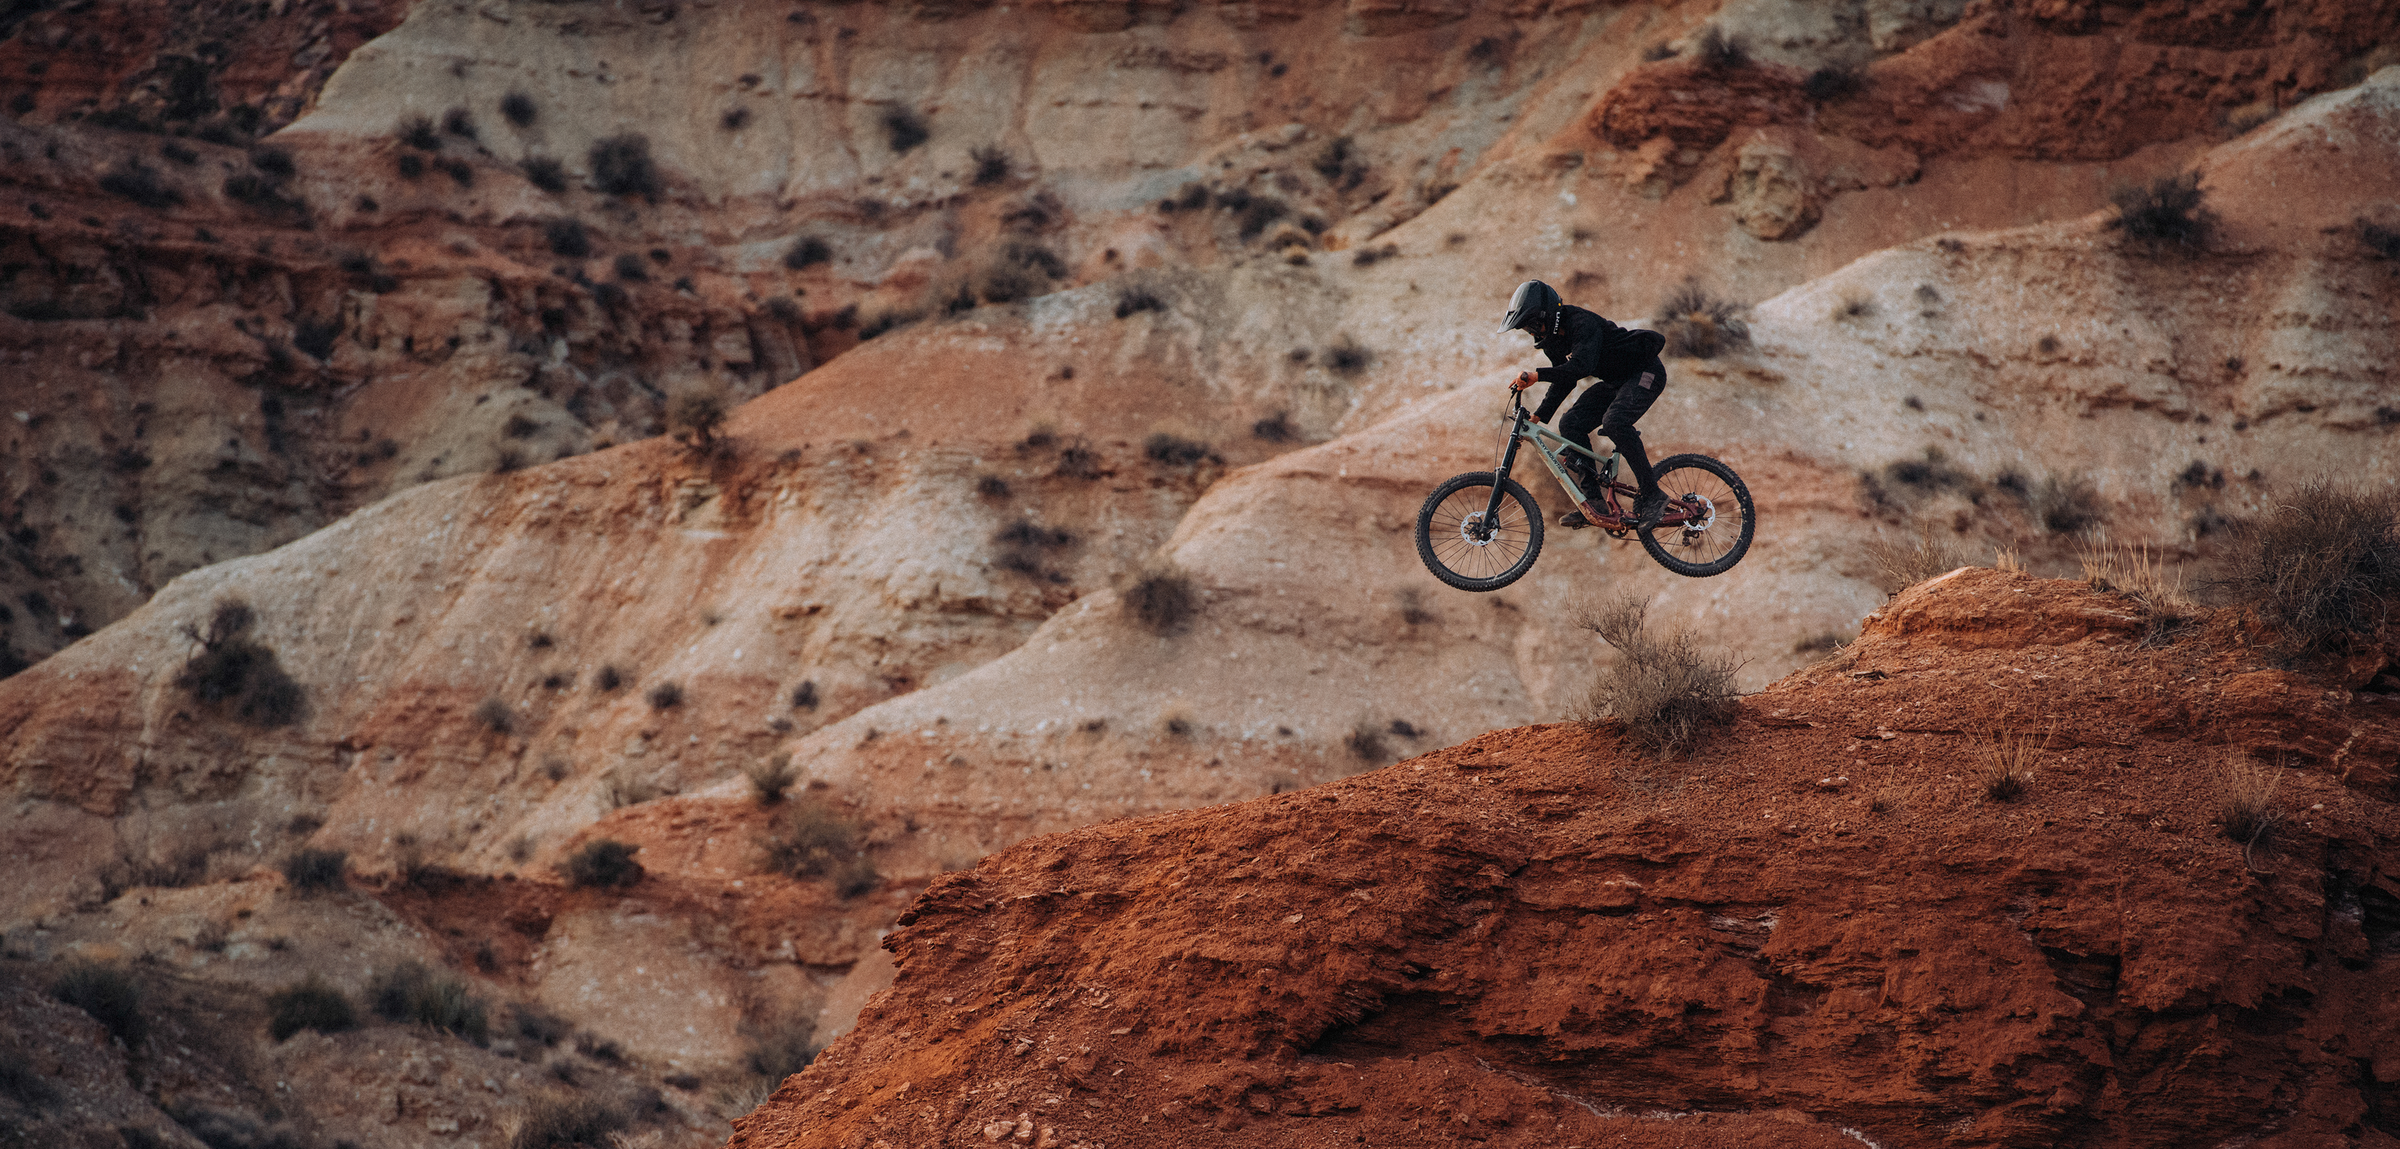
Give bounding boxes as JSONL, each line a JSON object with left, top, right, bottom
{"left": 1498, "top": 280, "right": 1669, "bottom": 529}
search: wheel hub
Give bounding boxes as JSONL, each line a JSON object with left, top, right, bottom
{"left": 1457, "top": 511, "right": 1496, "bottom": 546}
{"left": 1680, "top": 494, "right": 1716, "bottom": 536}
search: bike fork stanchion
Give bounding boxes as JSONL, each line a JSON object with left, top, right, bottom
{"left": 1481, "top": 408, "right": 1529, "bottom": 538}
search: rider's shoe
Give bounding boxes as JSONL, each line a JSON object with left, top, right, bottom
{"left": 1558, "top": 510, "right": 1589, "bottom": 530}
{"left": 1632, "top": 489, "right": 1668, "bottom": 529}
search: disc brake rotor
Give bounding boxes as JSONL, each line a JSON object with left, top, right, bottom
{"left": 1457, "top": 511, "right": 1495, "bottom": 546}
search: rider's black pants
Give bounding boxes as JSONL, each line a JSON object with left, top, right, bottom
{"left": 1558, "top": 356, "right": 1666, "bottom": 495}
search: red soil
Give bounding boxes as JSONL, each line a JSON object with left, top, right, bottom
{"left": 732, "top": 569, "right": 2400, "bottom": 1148}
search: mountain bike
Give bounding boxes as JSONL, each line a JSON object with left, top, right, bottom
{"left": 1414, "top": 385, "right": 1754, "bottom": 590}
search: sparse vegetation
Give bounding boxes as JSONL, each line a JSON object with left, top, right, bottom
{"left": 266, "top": 977, "right": 357, "bottom": 1041}
{"left": 562, "top": 839, "right": 643, "bottom": 889}
{"left": 594, "top": 665, "right": 625, "bottom": 692}
{"left": 588, "top": 133, "right": 661, "bottom": 199}
{"left": 2109, "top": 172, "right": 2211, "bottom": 251}
{"left": 1055, "top": 440, "right": 1102, "bottom": 481}
{"left": 721, "top": 106, "right": 751, "bottom": 131}
{"left": 1694, "top": 27, "right": 1750, "bottom": 71}
{"left": 500, "top": 91, "right": 538, "bottom": 128}
{"left": 1980, "top": 728, "right": 2043, "bottom": 801}
{"left": 1804, "top": 64, "right": 1863, "bottom": 101}
{"left": 2362, "top": 219, "right": 2400, "bottom": 260}
{"left": 744, "top": 1012, "right": 820, "bottom": 1082}
{"left": 1653, "top": 282, "right": 1750, "bottom": 359}
{"left": 99, "top": 163, "right": 181, "bottom": 209}
{"left": 600, "top": 765, "right": 659, "bottom": 809}
{"left": 442, "top": 106, "right": 478, "bottom": 141}
{"left": 397, "top": 114, "right": 441, "bottom": 151}
{"left": 1344, "top": 721, "right": 1389, "bottom": 764}
{"left": 881, "top": 105, "right": 930, "bottom": 153}
{"left": 645, "top": 680, "right": 684, "bottom": 710}
{"left": 665, "top": 387, "right": 729, "bottom": 453}
{"left": 970, "top": 145, "right": 1013, "bottom": 186}
{"left": 522, "top": 157, "right": 568, "bottom": 194}
{"left": 1115, "top": 287, "right": 1166, "bottom": 319}
{"left": 1865, "top": 523, "right": 1966, "bottom": 594}
{"left": 746, "top": 752, "right": 799, "bottom": 805}
{"left": 2078, "top": 531, "right": 2189, "bottom": 612}
{"left": 2230, "top": 481, "right": 2400, "bottom": 653}
{"left": 761, "top": 798, "right": 877, "bottom": 897}
{"left": 1351, "top": 242, "right": 1400, "bottom": 267}
{"left": 1143, "top": 432, "right": 1212, "bottom": 466}
{"left": 543, "top": 217, "right": 591, "bottom": 258}
{"left": 791, "top": 681, "right": 819, "bottom": 710}
{"left": 174, "top": 598, "right": 304, "bottom": 727}
{"left": 994, "top": 518, "right": 1075, "bottom": 582}
{"left": 975, "top": 474, "right": 1011, "bottom": 499}
{"left": 2032, "top": 472, "right": 2104, "bottom": 534}
{"left": 281, "top": 848, "right": 346, "bottom": 892}
{"left": 1252, "top": 411, "right": 1296, "bottom": 442}
{"left": 1123, "top": 562, "right": 1198, "bottom": 636}
{"left": 611, "top": 252, "right": 647, "bottom": 282}
{"left": 510, "top": 1096, "right": 630, "bottom": 1149}
{"left": 1575, "top": 595, "right": 1740, "bottom": 759}
{"left": 396, "top": 152, "right": 426, "bottom": 180}
{"left": 513, "top": 1003, "right": 572, "bottom": 1048}
{"left": 2213, "top": 755, "right": 2282, "bottom": 847}
{"left": 784, "top": 236, "right": 832, "bottom": 269}
{"left": 475, "top": 696, "right": 514, "bottom": 734}
{"left": 1324, "top": 337, "right": 1372, "bottom": 376}
{"left": 53, "top": 961, "right": 144, "bottom": 1044}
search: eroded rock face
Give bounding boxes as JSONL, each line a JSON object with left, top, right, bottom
{"left": 736, "top": 570, "right": 2400, "bottom": 1148}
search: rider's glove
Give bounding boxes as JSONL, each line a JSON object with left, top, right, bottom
{"left": 1510, "top": 370, "right": 1539, "bottom": 392}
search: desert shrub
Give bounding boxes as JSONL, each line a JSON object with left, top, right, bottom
{"left": 2078, "top": 531, "right": 2189, "bottom": 611}
{"left": 522, "top": 157, "right": 567, "bottom": 194}
{"left": 745, "top": 1012, "right": 819, "bottom": 1081}
{"left": 1695, "top": 27, "right": 1750, "bottom": 71}
{"left": 101, "top": 839, "right": 215, "bottom": 897}
{"left": 881, "top": 105, "right": 929, "bottom": 153}
{"left": 1324, "top": 337, "right": 1372, "bottom": 376}
{"left": 562, "top": 839, "right": 643, "bottom": 889}
{"left": 1575, "top": 596, "right": 1739, "bottom": 758}
{"left": 475, "top": 696, "right": 513, "bottom": 734}
{"left": 2032, "top": 472, "right": 2104, "bottom": 534}
{"left": 746, "top": 752, "right": 799, "bottom": 805}
{"left": 266, "top": 977, "right": 356, "bottom": 1041}
{"left": 281, "top": 848, "right": 346, "bottom": 892}
{"left": 1344, "top": 721, "right": 1389, "bottom": 763}
{"left": 1115, "top": 287, "right": 1165, "bottom": 319}
{"left": 1865, "top": 523, "right": 1965, "bottom": 594}
{"left": 970, "top": 144, "right": 1012, "bottom": 186}
{"left": 588, "top": 134, "right": 660, "bottom": 199}
{"left": 791, "top": 680, "right": 819, "bottom": 710}
{"left": 761, "top": 798, "right": 864, "bottom": 880}
{"left": 829, "top": 854, "right": 880, "bottom": 900}
{"left": 248, "top": 147, "right": 294, "bottom": 180}
{"left": 1252, "top": 412, "right": 1296, "bottom": 442}
{"left": 396, "top": 114, "right": 440, "bottom": 150}
{"left": 500, "top": 91, "right": 537, "bottom": 127}
{"left": 1143, "top": 432, "right": 1211, "bottom": 466}
{"left": 510, "top": 1096, "right": 628, "bottom": 1149}
{"left": 513, "top": 1003, "right": 572, "bottom": 1048}
{"left": 573, "top": 1032, "right": 624, "bottom": 1064}
{"left": 53, "top": 961, "right": 145, "bottom": 1044}
{"left": 2362, "top": 219, "right": 2400, "bottom": 260}
{"left": 439, "top": 158, "right": 474, "bottom": 187}
{"left": 1055, "top": 441, "right": 1102, "bottom": 480}
{"left": 594, "top": 665, "right": 625, "bottom": 692}
{"left": 2213, "top": 754, "right": 2282, "bottom": 846}
{"left": 442, "top": 107, "right": 478, "bottom": 141}
{"left": 1351, "top": 243, "right": 1399, "bottom": 267}
{"left": 2229, "top": 481, "right": 2400, "bottom": 651}
{"left": 1653, "top": 282, "right": 1750, "bottom": 359}
{"left": 291, "top": 316, "right": 339, "bottom": 360}
{"left": 370, "top": 961, "right": 487, "bottom": 1040}
{"left": 1804, "top": 64, "right": 1863, "bottom": 101}
{"left": 543, "top": 218, "right": 590, "bottom": 258}
{"left": 665, "top": 387, "right": 728, "bottom": 452}
{"left": 720, "top": 106, "right": 751, "bottom": 131}
{"left": 1235, "top": 195, "right": 1287, "bottom": 240}
{"left": 610, "top": 252, "right": 647, "bottom": 282}
{"left": 1123, "top": 562, "right": 1198, "bottom": 636}
{"left": 1980, "top": 729, "right": 2042, "bottom": 802}
{"left": 784, "top": 236, "right": 831, "bottom": 269}
{"left": 600, "top": 764, "right": 659, "bottom": 810}
{"left": 99, "top": 163, "right": 181, "bottom": 209}
{"left": 974, "top": 474, "right": 1011, "bottom": 499}
{"left": 174, "top": 598, "right": 304, "bottom": 727}
{"left": 396, "top": 152, "right": 425, "bottom": 180}
{"left": 2110, "top": 172, "right": 2210, "bottom": 250}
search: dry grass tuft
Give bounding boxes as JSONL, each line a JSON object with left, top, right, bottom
{"left": 1575, "top": 596, "right": 1740, "bottom": 759}
{"left": 1980, "top": 727, "right": 2046, "bottom": 802}
{"left": 2228, "top": 481, "right": 2400, "bottom": 654}
{"left": 760, "top": 797, "right": 879, "bottom": 899}
{"left": 2077, "top": 531, "right": 2190, "bottom": 612}
{"left": 1864, "top": 523, "right": 1965, "bottom": 594}
{"left": 746, "top": 752, "right": 799, "bottom": 805}
{"left": 2212, "top": 755, "right": 2283, "bottom": 846}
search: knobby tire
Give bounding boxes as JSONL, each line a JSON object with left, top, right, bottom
{"left": 1416, "top": 472, "right": 1544, "bottom": 592}
{"left": 1637, "top": 453, "right": 1755, "bottom": 577}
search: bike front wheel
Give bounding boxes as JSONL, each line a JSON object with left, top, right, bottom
{"left": 1416, "top": 472, "right": 1545, "bottom": 592}
{"left": 1638, "top": 453, "right": 1755, "bottom": 577}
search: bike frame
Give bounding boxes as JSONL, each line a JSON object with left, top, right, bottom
{"left": 1480, "top": 389, "right": 1684, "bottom": 534}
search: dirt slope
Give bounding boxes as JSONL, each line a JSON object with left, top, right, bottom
{"left": 735, "top": 568, "right": 2400, "bottom": 1148}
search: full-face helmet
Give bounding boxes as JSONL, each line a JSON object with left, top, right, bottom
{"left": 1498, "top": 279, "right": 1560, "bottom": 335}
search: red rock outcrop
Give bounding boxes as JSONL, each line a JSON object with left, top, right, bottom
{"left": 736, "top": 569, "right": 2400, "bottom": 1148}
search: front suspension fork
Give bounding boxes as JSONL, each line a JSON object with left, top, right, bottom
{"left": 1480, "top": 411, "right": 1529, "bottom": 538}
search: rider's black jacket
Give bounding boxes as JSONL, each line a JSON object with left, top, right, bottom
{"left": 1528, "top": 305, "right": 1668, "bottom": 423}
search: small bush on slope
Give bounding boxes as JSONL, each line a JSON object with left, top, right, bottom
{"left": 1575, "top": 596, "right": 1738, "bottom": 758}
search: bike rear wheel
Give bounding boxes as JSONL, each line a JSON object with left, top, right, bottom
{"left": 1416, "top": 472, "right": 1544, "bottom": 592}
{"left": 1637, "top": 454, "right": 1754, "bottom": 577}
